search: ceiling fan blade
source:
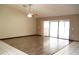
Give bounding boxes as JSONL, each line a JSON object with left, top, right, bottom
{"left": 32, "top": 13, "right": 39, "bottom": 16}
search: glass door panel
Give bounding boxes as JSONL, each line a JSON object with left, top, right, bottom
{"left": 63, "top": 21, "right": 70, "bottom": 39}
{"left": 59, "top": 21, "right": 65, "bottom": 38}
{"left": 59, "top": 21, "right": 70, "bottom": 39}
{"left": 43, "top": 21, "right": 50, "bottom": 36}
{"left": 50, "top": 21, "right": 58, "bottom": 37}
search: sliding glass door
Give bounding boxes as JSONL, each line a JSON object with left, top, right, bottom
{"left": 43, "top": 20, "right": 70, "bottom": 39}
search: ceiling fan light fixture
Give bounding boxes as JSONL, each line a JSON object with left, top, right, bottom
{"left": 27, "top": 13, "right": 32, "bottom": 18}
{"left": 23, "top": 4, "right": 38, "bottom": 18}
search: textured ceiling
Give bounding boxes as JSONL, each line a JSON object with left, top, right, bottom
{"left": 1, "top": 4, "right": 79, "bottom": 18}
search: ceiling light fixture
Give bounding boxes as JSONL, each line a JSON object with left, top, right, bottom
{"left": 27, "top": 4, "right": 33, "bottom": 18}
{"left": 23, "top": 4, "right": 39, "bottom": 18}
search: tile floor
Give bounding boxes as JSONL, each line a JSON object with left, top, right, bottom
{"left": 0, "top": 40, "right": 27, "bottom": 55}
{"left": 1, "top": 36, "right": 71, "bottom": 55}
{"left": 54, "top": 42, "right": 79, "bottom": 55}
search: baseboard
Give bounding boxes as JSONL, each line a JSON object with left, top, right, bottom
{"left": 0, "top": 34, "right": 38, "bottom": 40}
{"left": 36, "top": 35, "right": 79, "bottom": 42}
{"left": 1, "top": 34, "right": 79, "bottom": 42}
{"left": 69, "top": 39, "right": 79, "bottom": 42}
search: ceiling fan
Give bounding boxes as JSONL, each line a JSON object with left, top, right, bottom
{"left": 23, "top": 4, "right": 39, "bottom": 18}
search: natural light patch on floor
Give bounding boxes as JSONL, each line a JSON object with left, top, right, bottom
{"left": 54, "top": 42, "right": 79, "bottom": 55}
{"left": 43, "top": 37, "right": 69, "bottom": 54}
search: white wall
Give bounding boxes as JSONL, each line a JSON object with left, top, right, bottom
{"left": 0, "top": 5, "right": 36, "bottom": 39}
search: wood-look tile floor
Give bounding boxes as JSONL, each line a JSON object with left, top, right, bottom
{"left": 1, "top": 36, "right": 71, "bottom": 55}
